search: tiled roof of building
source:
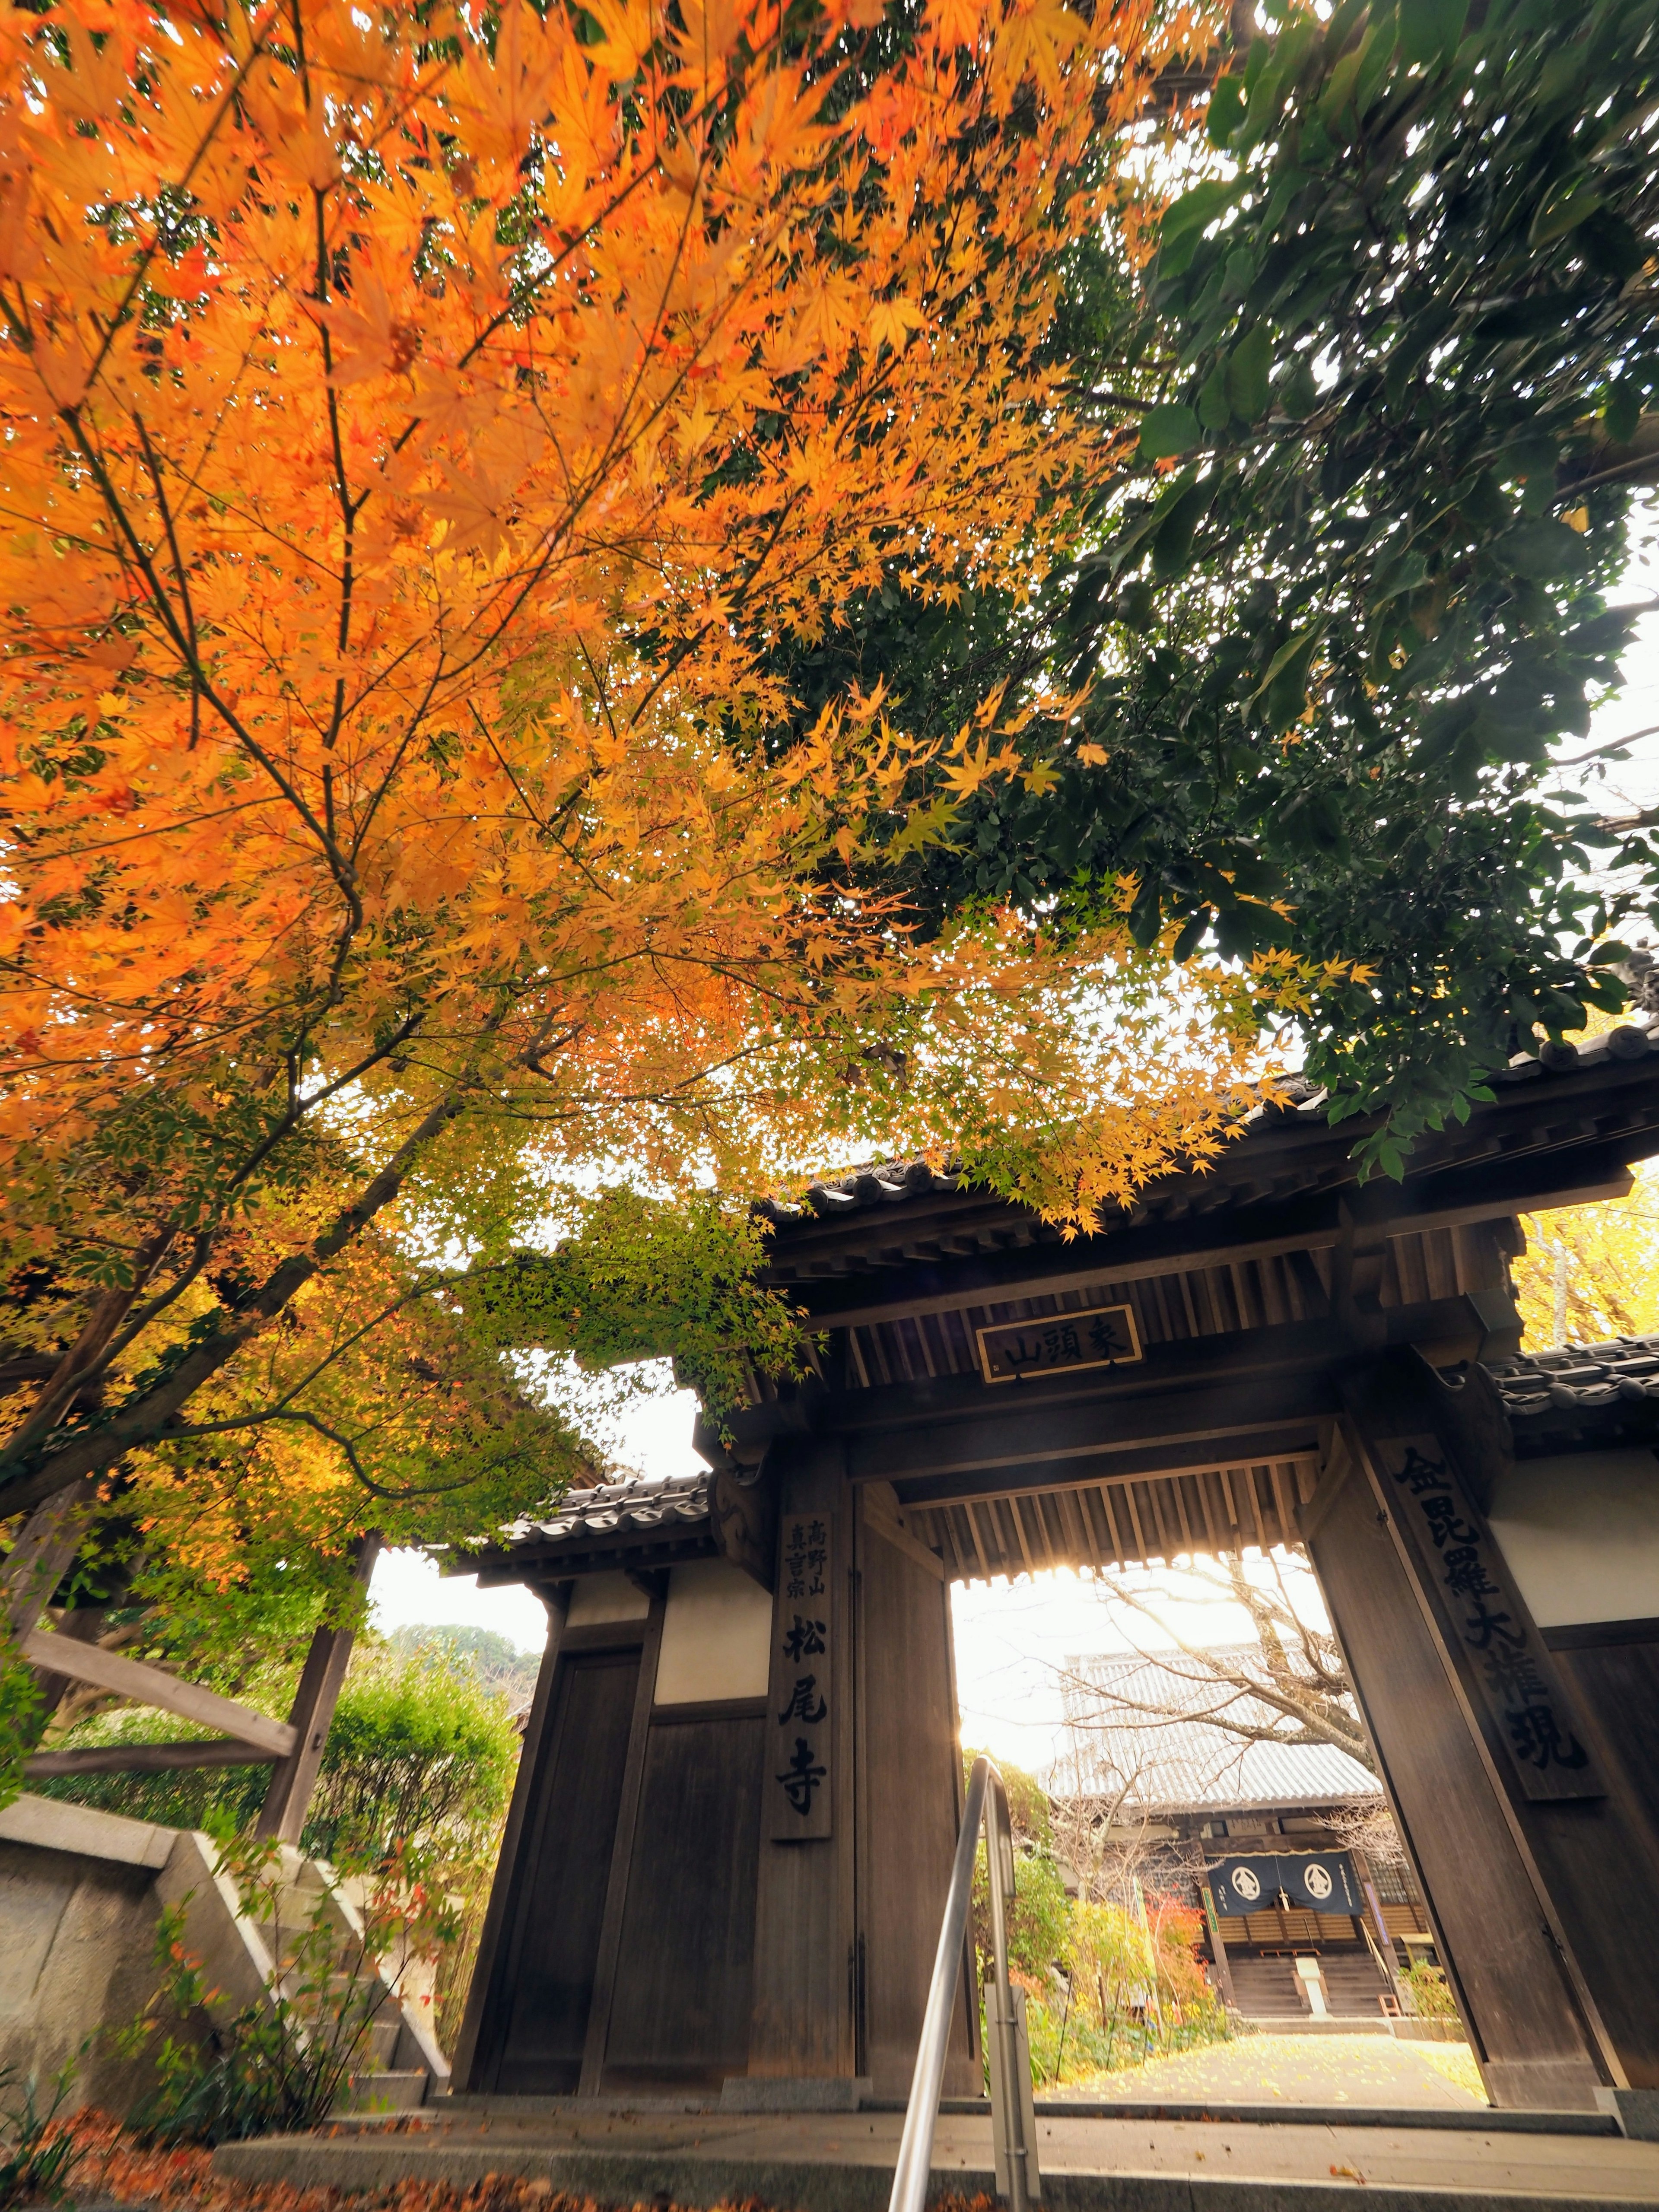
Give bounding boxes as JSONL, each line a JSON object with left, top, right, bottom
{"left": 1053, "top": 1648, "right": 1382, "bottom": 1816}
{"left": 498, "top": 1468, "right": 712, "bottom": 1545}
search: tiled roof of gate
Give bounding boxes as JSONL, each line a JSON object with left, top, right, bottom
{"left": 494, "top": 1468, "right": 712, "bottom": 1549}
{"left": 1053, "top": 1649, "right": 1382, "bottom": 1815}
{"left": 757, "top": 1021, "right": 1659, "bottom": 1224}
{"left": 1486, "top": 1335, "right": 1659, "bottom": 1417}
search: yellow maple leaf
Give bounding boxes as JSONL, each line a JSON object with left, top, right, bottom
{"left": 868, "top": 296, "right": 924, "bottom": 353}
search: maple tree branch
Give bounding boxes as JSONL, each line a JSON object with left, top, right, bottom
{"left": 161, "top": 1404, "right": 501, "bottom": 1503}
{"left": 340, "top": 659, "right": 452, "bottom": 872}
{"left": 131, "top": 415, "right": 203, "bottom": 684}
{"left": 54, "top": 404, "right": 346, "bottom": 882}
{"left": 0, "top": 1029, "right": 498, "bottom": 1515}
{"left": 302, "top": 136, "right": 359, "bottom": 755}
{"left": 85, "top": 1013, "right": 436, "bottom": 1383}
{"left": 5, "top": 798, "right": 276, "bottom": 868}
{"left": 0, "top": 1227, "right": 176, "bottom": 1465}
{"left": 229, "top": 1273, "right": 485, "bottom": 1408}
{"left": 75, "top": 5, "right": 285, "bottom": 399}
{"left": 1549, "top": 721, "right": 1659, "bottom": 770}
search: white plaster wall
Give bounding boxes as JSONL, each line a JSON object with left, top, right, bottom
{"left": 652, "top": 1558, "right": 773, "bottom": 1703}
{"left": 1487, "top": 1449, "right": 1659, "bottom": 1626}
{"left": 566, "top": 1570, "right": 651, "bottom": 1626}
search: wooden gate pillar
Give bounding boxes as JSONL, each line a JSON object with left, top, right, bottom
{"left": 747, "top": 1436, "right": 857, "bottom": 2079}
{"left": 256, "top": 1531, "right": 381, "bottom": 1844}
{"left": 1305, "top": 1349, "right": 1659, "bottom": 2106}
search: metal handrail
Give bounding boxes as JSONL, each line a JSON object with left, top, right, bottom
{"left": 887, "top": 1754, "right": 1040, "bottom": 2212}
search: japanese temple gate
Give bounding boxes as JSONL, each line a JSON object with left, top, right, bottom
{"left": 454, "top": 1030, "right": 1659, "bottom": 2113}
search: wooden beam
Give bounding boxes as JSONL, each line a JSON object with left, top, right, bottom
{"left": 24, "top": 1738, "right": 274, "bottom": 1778}
{"left": 844, "top": 1373, "right": 1339, "bottom": 1487}
{"left": 782, "top": 1226, "right": 1341, "bottom": 1330}
{"left": 473, "top": 1528, "right": 716, "bottom": 1588}
{"left": 771, "top": 1159, "right": 1638, "bottom": 1330}
{"left": 2, "top": 1480, "right": 97, "bottom": 1641}
{"left": 1305, "top": 1413, "right": 1605, "bottom": 2108}
{"left": 861, "top": 1488, "right": 945, "bottom": 1581}
{"left": 256, "top": 1531, "right": 381, "bottom": 1844}
{"left": 579, "top": 1589, "right": 666, "bottom": 2094}
{"left": 20, "top": 1629, "right": 297, "bottom": 1759}
{"left": 1296, "top": 1424, "right": 1359, "bottom": 1544}
{"left": 733, "top": 1317, "right": 1348, "bottom": 1446}
{"left": 1340, "top": 1351, "right": 1659, "bottom": 2091}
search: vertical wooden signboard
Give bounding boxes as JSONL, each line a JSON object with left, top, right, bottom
{"left": 1365, "top": 1430, "right": 1603, "bottom": 1804}
{"left": 770, "top": 1509, "right": 833, "bottom": 1841}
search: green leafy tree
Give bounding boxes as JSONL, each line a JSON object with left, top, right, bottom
{"left": 387, "top": 1624, "right": 542, "bottom": 1706}
{"left": 964, "top": 1749, "right": 1073, "bottom": 1979}
{"left": 760, "top": 0, "right": 1659, "bottom": 1166}
{"left": 35, "top": 1644, "right": 518, "bottom": 1858}
{"left": 1095, "top": 0, "right": 1659, "bottom": 1164}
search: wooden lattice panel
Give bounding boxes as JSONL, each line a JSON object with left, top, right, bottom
{"left": 904, "top": 1455, "right": 1321, "bottom": 1580}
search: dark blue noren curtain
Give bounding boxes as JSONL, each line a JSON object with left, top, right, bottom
{"left": 1207, "top": 1851, "right": 1360, "bottom": 1916}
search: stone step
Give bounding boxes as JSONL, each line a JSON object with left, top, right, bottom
{"left": 333, "top": 2070, "right": 429, "bottom": 2114}
{"left": 213, "top": 2123, "right": 1659, "bottom": 2212}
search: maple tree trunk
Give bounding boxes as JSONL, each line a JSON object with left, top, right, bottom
{"left": 0, "top": 1087, "right": 470, "bottom": 1519}
{"left": 2, "top": 1230, "right": 175, "bottom": 1467}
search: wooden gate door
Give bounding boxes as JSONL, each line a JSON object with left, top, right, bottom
{"left": 480, "top": 1647, "right": 641, "bottom": 2093}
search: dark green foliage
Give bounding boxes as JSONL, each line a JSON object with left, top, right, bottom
{"left": 1081, "top": 0, "right": 1659, "bottom": 1161}
{"left": 753, "top": 3, "right": 1659, "bottom": 1166}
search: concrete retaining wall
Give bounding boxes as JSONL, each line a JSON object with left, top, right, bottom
{"left": 0, "top": 1793, "right": 207, "bottom": 2113}
{"left": 0, "top": 1792, "right": 445, "bottom": 2119}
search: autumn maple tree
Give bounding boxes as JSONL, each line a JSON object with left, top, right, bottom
{"left": 0, "top": 0, "right": 1309, "bottom": 1573}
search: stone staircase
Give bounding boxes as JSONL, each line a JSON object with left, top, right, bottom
{"left": 257, "top": 1845, "right": 451, "bottom": 2113}
{"left": 1229, "top": 1951, "right": 1395, "bottom": 2027}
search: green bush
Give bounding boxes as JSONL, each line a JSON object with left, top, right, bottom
{"left": 1401, "top": 1958, "right": 1460, "bottom": 2022}
{"left": 34, "top": 1644, "right": 518, "bottom": 1862}
{"left": 964, "top": 1750, "right": 1072, "bottom": 1982}
{"left": 302, "top": 1655, "right": 517, "bottom": 1864}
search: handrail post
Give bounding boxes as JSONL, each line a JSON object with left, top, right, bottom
{"left": 983, "top": 1770, "right": 1037, "bottom": 2212}
{"left": 887, "top": 1756, "right": 1041, "bottom": 2212}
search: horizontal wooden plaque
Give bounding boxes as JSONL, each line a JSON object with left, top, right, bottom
{"left": 976, "top": 1300, "right": 1142, "bottom": 1386}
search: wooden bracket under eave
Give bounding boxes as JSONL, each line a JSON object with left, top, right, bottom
{"left": 860, "top": 1479, "right": 946, "bottom": 1581}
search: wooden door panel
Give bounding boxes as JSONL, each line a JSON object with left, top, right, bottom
{"left": 491, "top": 1649, "right": 640, "bottom": 2093}
{"left": 602, "top": 1712, "right": 766, "bottom": 2089}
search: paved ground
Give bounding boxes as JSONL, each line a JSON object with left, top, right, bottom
{"left": 1063, "top": 2033, "right": 1486, "bottom": 2110}
{"left": 215, "top": 2098, "right": 1659, "bottom": 2207}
